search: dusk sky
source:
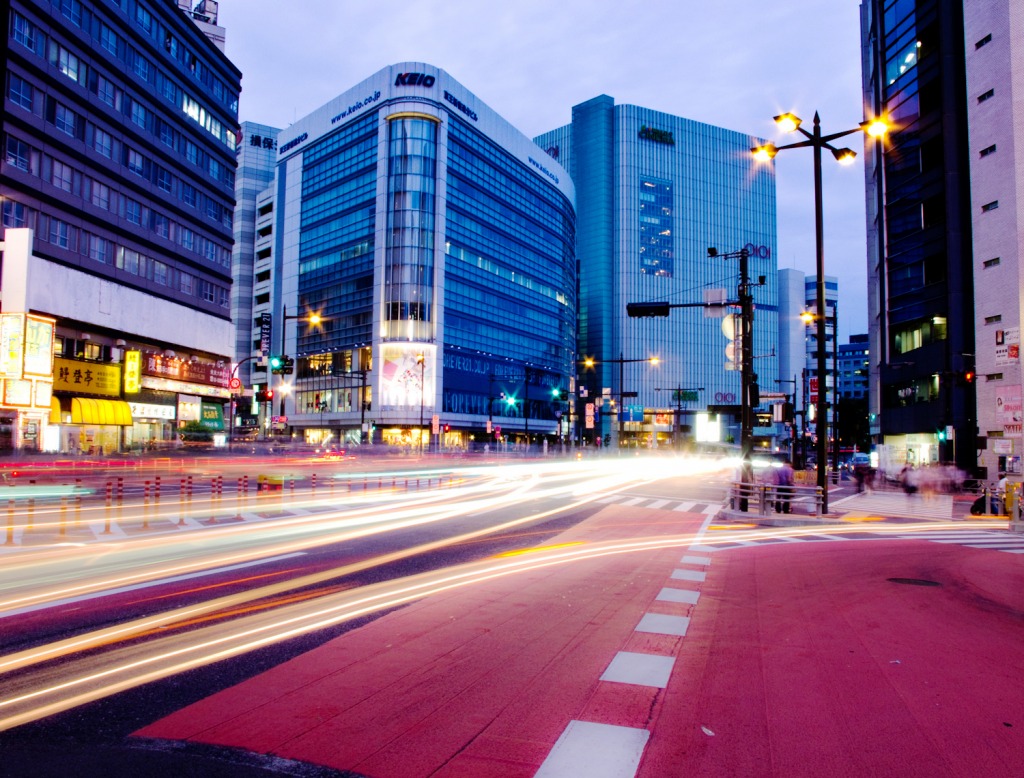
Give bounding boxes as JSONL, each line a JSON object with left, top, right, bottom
{"left": 220, "top": 0, "right": 870, "bottom": 341}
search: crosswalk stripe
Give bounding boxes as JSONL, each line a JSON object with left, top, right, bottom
{"left": 646, "top": 499, "right": 670, "bottom": 510}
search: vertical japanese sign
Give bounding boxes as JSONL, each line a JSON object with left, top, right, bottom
{"left": 124, "top": 350, "right": 142, "bottom": 393}
{"left": 0, "top": 314, "right": 25, "bottom": 379}
{"left": 259, "top": 312, "right": 272, "bottom": 360}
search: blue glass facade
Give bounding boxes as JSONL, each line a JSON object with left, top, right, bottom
{"left": 536, "top": 99, "right": 777, "bottom": 447}
{"left": 270, "top": 65, "right": 576, "bottom": 444}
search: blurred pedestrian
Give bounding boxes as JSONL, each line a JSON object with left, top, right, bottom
{"left": 774, "top": 458, "right": 795, "bottom": 513}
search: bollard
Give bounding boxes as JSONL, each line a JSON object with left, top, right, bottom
{"left": 178, "top": 477, "right": 187, "bottom": 526}
{"left": 143, "top": 481, "right": 150, "bottom": 529}
{"left": 60, "top": 496, "right": 68, "bottom": 537}
{"left": 154, "top": 475, "right": 161, "bottom": 504}
{"left": 311, "top": 473, "right": 317, "bottom": 491}
{"left": 187, "top": 474, "right": 194, "bottom": 498}
{"left": 104, "top": 481, "right": 113, "bottom": 535}
{"left": 26, "top": 480, "right": 35, "bottom": 530}
{"left": 5, "top": 500, "right": 14, "bottom": 545}
{"left": 116, "top": 476, "right": 124, "bottom": 504}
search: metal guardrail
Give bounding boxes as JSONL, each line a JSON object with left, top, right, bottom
{"left": 727, "top": 481, "right": 824, "bottom": 519}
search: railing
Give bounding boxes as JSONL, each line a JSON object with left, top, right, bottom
{"left": 727, "top": 481, "right": 824, "bottom": 519}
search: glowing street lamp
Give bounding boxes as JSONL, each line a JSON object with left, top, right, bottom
{"left": 751, "top": 110, "right": 889, "bottom": 512}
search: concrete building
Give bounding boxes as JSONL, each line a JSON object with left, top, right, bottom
{"left": 1, "top": 0, "right": 240, "bottom": 453}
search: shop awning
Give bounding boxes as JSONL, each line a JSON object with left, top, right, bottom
{"left": 49, "top": 397, "right": 61, "bottom": 425}
{"left": 70, "top": 397, "right": 133, "bottom": 426}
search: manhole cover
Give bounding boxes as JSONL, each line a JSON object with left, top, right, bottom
{"left": 887, "top": 577, "right": 941, "bottom": 587}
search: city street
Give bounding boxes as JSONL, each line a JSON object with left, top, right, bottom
{"left": 0, "top": 454, "right": 1022, "bottom": 776}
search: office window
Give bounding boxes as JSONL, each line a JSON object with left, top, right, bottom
{"left": 185, "top": 141, "right": 199, "bottom": 166}
{"left": 127, "top": 148, "right": 145, "bottom": 176}
{"left": 88, "top": 233, "right": 109, "bottom": 263}
{"left": 157, "top": 119, "right": 174, "bottom": 147}
{"left": 99, "top": 24, "right": 119, "bottom": 55}
{"left": 983, "top": 257, "right": 1000, "bottom": 268}
{"left": 93, "top": 127, "right": 113, "bottom": 158}
{"left": 984, "top": 315, "right": 1002, "bottom": 325}
{"left": 48, "top": 218, "right": 72, "bottom": 249}
{"left": 133, "top": 52, "right": 151, "bottom": 81}
{"left": 153, "top": 261, "right": 168, "bottom": 285}
{"left": 51, "top": 159, "right": 74, "bottom": 192}
{"left": 11, "top": 13, "right": 36, "bottom": 50}
{"left": 153, "top": 212, "right": 170, "bottom": 238}
{"left": 8, "top": 74, "right": 34, "bottom": 111}
{"left": 60, "top": 0, "right": 82, "bottom": 26}
{"left": 135, "top": 5, "right": 152, "bottom": 33}
{"left": 125, "top": 198, "right": 142, "bottom": 225}
{"left": 56, "top": 47, "right": 81, "bottom": 83}
{"left": 2, "top": 201, "right": 28, "bottom": 228}
{"left": 6, "top": 137, "right": 30, "bottom": 171}
{"left": 978, "top": 89, "right": 995, "bottom": 104}
{"left": 97, "top": 76, "right": 118, "bottom": 108}
{"left": 55, "top": 104, "right": 78, "bottom": 137}
{"left": 182, "top": 183, "right": 197, "bottom": 207}
{"left": 980, "top": 144, "right": 996, "bottom": 158}
{"left": 155, "top": 166, "right": 172, "bottom": 192}
{"left": 130, "top": 101, "right": 148, "bottom": 129}
{"left": 976, "top": 33, "right": 992, "bottom": 49}
{"left": 180, "top": 226, "right": 195, "bottom": 251}
{"left": 180, "top": 273, "right": 195, "bottom": 296}
{"left": 89, "top": 180, "right": 110, "bottom": 210}
{"left": 982, "top": 201, "right": 999, "bottom": 212}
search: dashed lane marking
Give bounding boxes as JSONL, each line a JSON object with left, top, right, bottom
{"left": 535, "top": 720, "right": 650, "bottom": 778}
{"left": 600, "top": 651, "right": 675, "bottom": 689}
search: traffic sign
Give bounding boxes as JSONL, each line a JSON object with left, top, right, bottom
{"left": 228, "top": 377, "right": 241, "bottom": 391}
{"left": 431, "top": 414, "right": 440, "bottom": 434}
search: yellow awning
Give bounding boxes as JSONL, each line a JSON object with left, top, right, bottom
{"left": 50, "top": 397, "right": 62, "bottom": 425}
{"left": 71, "top": 397, "right": 133, "bottom": 426}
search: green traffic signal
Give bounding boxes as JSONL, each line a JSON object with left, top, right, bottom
{"left": 269, "top": 355, "right": 282, "bottom": 369}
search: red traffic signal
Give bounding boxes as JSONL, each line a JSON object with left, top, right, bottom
{"left": 964, "top": 370, "right": 975, "bottom": 383}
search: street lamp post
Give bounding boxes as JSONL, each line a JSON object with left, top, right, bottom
{"left": 582, "top": 355, "right": 660, "bottom": 448}
{"left": 277, "top": 304, "right": 322, "bottom": 437}
{"left": 752, "top": 111, "right": 889, "bottom": 512}
{"left": 227, "top": 355, "right": 259, "bottom": 452}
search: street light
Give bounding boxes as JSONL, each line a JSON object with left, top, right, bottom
{"left": 582, "top": 354, "right": 661, "bottom": 448}
{"left": 277, "top": 304, "right": 323, "bottom": 430}
{"left": 752, "top": 110, "right": 889, "bottom": 512}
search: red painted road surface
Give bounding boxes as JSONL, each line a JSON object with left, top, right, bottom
{"left": 137, "top": 507, "right": 1024, "bottom": 778}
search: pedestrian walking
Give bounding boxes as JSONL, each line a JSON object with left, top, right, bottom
{"left": 774, "top": 459, "right": 795, "bottom": 514}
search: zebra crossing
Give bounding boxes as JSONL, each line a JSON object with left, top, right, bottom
{"left": 889, "top": 529, "right": 1024, "bottom": 553}
{"left": 829, "top": 491, "right": 955, "bottom": 520}
{"left": 594, "top": 494, "right": 721, "bottom": 515}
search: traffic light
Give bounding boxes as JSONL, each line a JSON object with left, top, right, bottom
{"left": 281, "top": 356, "right": 294, "bottom": 375}
{"left": 269, "top": 355, "right": 283, "bottom": 374}
{"left": 626, "top": 302, "right": 671, "bottom": 318}
{"left": 255, "top": 388, "right": 275, "bottom": 403}
{"left": 559, "top": 389, "right": 569, "bottom": 401}
{"left": 937, "top": 428, "right": 947, "bottom": 442}
{"left": 552, "top": 387, "right": 561, "bottom": 399}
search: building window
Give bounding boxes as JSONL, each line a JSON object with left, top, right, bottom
{"left": 48, "top": 218, "right": 72, "bottom": 249}
{"left": 158, "top": 120, "right": 174, "bottom": 148}
{"left": 8, "top": 74, "right": 34, "bottom": 111}
{"left": 983, "top": 257, "right": 1001, "bottom": 268}
{"left": 60, "top": 0, "right": 82, "bottom": 26}
{"left": 153, "top": 212, "right": 169, "bottom": 238}
{"left": 181, "top": 183, "right": 197, "bottom": 207}
{"left": 2, "top": 201, "right": 28, "bottom": 228}
{"left": 51, "top": 159, "right": 74, "bottom": 192}
{"left": 99, "top": 24, "right": 119, "bottom": 56}
{"left": 89, "top": 180, "right": 110, "bottom": 210}
{"left": 980, "top": 144, "right": 997, "bottom": 158}
{"left": 978, "top": 89, "right": 995, "bottom": 104}
{"left": 54, "top": 104, "right": 78, "bottom": 137}
{"left": 97, "top": 77, "right": 118, "bottom": 108}
{"left": 127, "top": 149, "right": 145, "bottom": 176}
{"left": 56, "top": 47, "right": 81, "bottom": 83}
{"left": 180, "top": 273, "right": 195, "bottom": 296}
{"left": 135, "top": 5, "right": 152, "bottom": 33}
{"left": 6, "top": 137, "right": 30, "bottom": 171}
{"left": 125, "top": 198, "right": 142, "bottom": 225}
{"left": 130, "top": 101, "right": 148, "bottom": 129}
{"left": 94, "top": 128, "right": 113, "bottom": 158}
{"left": 976, "top": 33, "right": 992, "bottom": 49}
{"left": 153, "top": 261, "right": 168, "bottom": 285}
{"left": 982, "top": 201, "right": 999, "bottom": 212}
{"left": 984, "top": 315, "right": 1002, "bottom": 325}
{"left": 638, "top": 177, "right": 674, "bottom": 277}
{"left": 88, "top": 233, "right": 109, "bottom": 263}
{"left": 12, "top": 13, "right": 36, "bottom": 50}
{"left": 155, "top": 166, "right": 172, "bottom": 193}
{"left": 133, "top": 53, "right": 151, "bottom": 82}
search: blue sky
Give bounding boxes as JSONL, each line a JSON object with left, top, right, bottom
{"left": 220, "top": 0, "right": 869, "bottom": 341}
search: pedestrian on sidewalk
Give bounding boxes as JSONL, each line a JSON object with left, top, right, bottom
{"left": 900, "top": 464, "right": 919, "bottom": 497}
{"left": 774, "top": 458, "right": 795, "bottom": 514}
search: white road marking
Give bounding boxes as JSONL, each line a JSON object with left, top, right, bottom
{"left": 656, "top": 587, "right": 699, "bottom": 605}
{"left": 670, "top": 569, "right": 706, "bottom": 582}
{"left": 535, "top": 720, "right": 650, "bottom": 778}
{"left": 600, "top": 651, "right": 675, "bottom": 688}
{"left": 680, "top": 554, "right": 711, "bottom": 566}
{"left": 635, "top": 613, "right": 690, "bottom": 637}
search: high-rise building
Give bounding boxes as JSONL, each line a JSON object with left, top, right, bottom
{"left": 536, "top": 97, "right": 777, "bottom": 450}
{"left": 839, "top": 334, "right": 870, "bottom": 400}
{"left": 962, "top": 0, "right": 1024, "bottom": 479}
{"left": 237, "top": 63, "right": 576, "bottom": 448}
{"left": 803, "top": 275, "right": 839, "bottom": 463}
{"left": 1, "top": 0, "right": 240, "bottom": 453}
{"left": 861, "top": 0, "right": 976, "bottom": 474}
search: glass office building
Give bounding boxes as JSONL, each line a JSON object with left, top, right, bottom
{"left": 262, "top": 63, "right": 576, "bottom": 448}
{"left": 536, "top": 97, "right": 776, "bottom": 449}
